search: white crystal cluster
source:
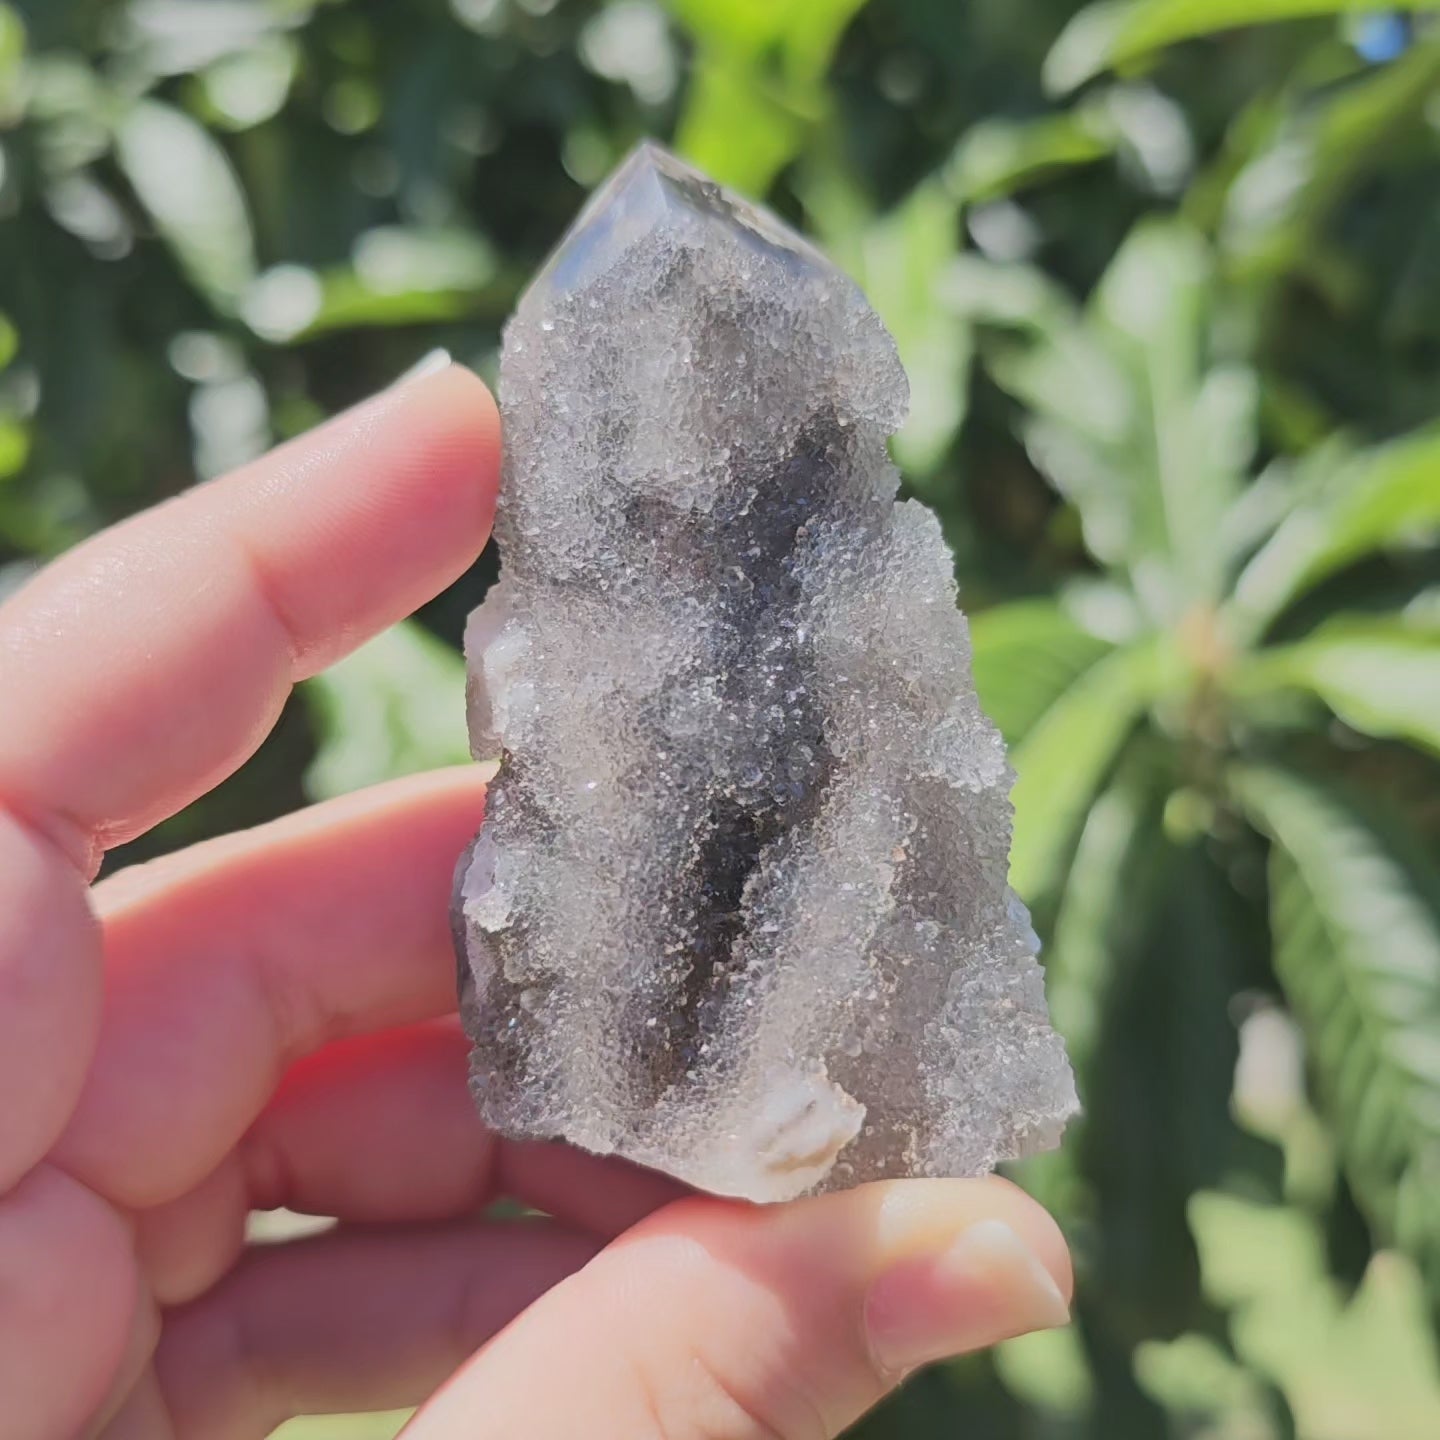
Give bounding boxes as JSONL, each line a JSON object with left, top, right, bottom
{"left": 454, "top": 144, "right": 1077, "bottom": 1202}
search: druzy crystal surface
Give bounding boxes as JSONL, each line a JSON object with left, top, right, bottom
{"left": 453, "top": 143, "right": 1077, "bottom": 1202}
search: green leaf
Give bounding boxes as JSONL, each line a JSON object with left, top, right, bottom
{"left": 668, "top": 0, "right": 865, "bottom": 192}
{"left": 1220, "top": 39, "right": 1440, "bottom": 281}
{"left": 1232, "top": 425, "right": 1440, "bottom": 637}
{"left": 1091, "top": 219, "right": 1249, "bottom": 606}
{"left": 1077, "top": 842, "right": 1253, "bottom": 1334}
{"left": 1244, "top": 616, "right": 1440, "bottom": 757}
{"left": 985, "top": 219, "right": 1250, "bottom": 616}
{"left": 995, "top": 1327, "right": 1096, "bottom": 1417}
{"left": 0, "top": 417, "right": 30, "bottom": 479}
{"left": 849, "top": 181, "right": 969, "bottom": 479}
{"left": 114, "top": 98, "right": 256, "bottom": 311}
{"left": 271, "top": 1412, "right": 410, "bottom": 1440}
{"left": 0, "top": 311, "right": 17, "bottom": 370}
{"left": 1133, "top": 1331, "right": 1279, "bottom": 1433}
{"left": 664, "top": 0, "right": 865, "bottom": 77}
{"left": 969, "top": 599, "right": 1115, "bottom": 747}
{"left": 245, "top": 226, "right": 505, "bottom": 341}
{"left": 200, "top": 34, "right": 299, "bottom": 131}
{"left": 946, "top": 111, "right": 1115, "bottom": 206}
{"left": 1046, "top": 741, "right": 1173, "bottom": 1072}
{"left": 0, "top": 3, "right": 24, "bottom": 124}
{"left": 1234, "top": 765, "right": 1440, "bottom": 1291}
{"left": 674, "top": 54, "right": 810, "bottom": 196}
{"left": 1009, "top": 638, "right": 1161, "bottom": 901}
{"left": 1045, "top": 1, "right": 1440, "bottom": 94}
{"left": 116, "top": 0, "right": 297, "bottom": 77}
{"left": 1189, "top": 1194, "right": 1440, "bottom": 1437}
{"left": 304, "top": 621, "right": 473, "bottom": 801}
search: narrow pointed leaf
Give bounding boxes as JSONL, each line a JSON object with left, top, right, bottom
{"left": 1092, "top": 219, "right": 1250, "bottom": 606}
{"left": 1079, "top": 843, "right": 1252, "bottom": 1328}
{"left": 114, "top": 99, "right": 256, "bottom": 311}
{"left": 1232, "top": 425, "right": 1440, "bottom": 636}
{"left": 1243, "top": 617, "right": 1440, "bottom": 757}
{"left": 984, "top": 220, "right": 1250, "bottom": 618}
{"left": 1234, "top": 765, "right": 1440, "bottom": 1291}
{"left": 1046, "top": 741, "right": 1173, "bottom": 1072}
{"left": 946, "top": 112, "right": 1115, "bottom": 205}
{"left": 854, "top": 181, "right": 969, "bottom": 480}
{"left": 1220, "top": 40, "right": 1440, "bottom": 281}
{"left": 1045, "top": 1, "right": 1440, "bottom": 95}
{"left": 969, "top": 599, "right": 1115, "bottom": 747}
{"left": 304, "top": 621, "right": 471, "bottom": 800}
{"left": 1009, "top": 639, "right": 1161, "bottom": 901}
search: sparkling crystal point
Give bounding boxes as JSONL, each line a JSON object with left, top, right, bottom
{"left": 453, "top": 143, "right": 1077, "bottom": 1202}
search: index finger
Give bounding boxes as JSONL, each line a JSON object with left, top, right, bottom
{"left": 0, "top": 362, "right": 499, "bottom": 875}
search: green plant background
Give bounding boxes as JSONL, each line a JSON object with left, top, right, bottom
{"left": 3, "top": 0, "right": 1440, "bottom": 1436}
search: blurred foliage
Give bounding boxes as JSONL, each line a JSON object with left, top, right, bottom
{"left": 3, "top": 0, "right": 1440, "bottom": 1437}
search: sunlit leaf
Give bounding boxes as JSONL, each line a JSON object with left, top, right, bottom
{"left": 117, "top": 0, "right": 296, "bottom": 77}
{"left": 667, "top": 0, "right": 865, "bottom": 192}
{"left": 1009, "top": 638, "right": 1161, "bottom": 901}
{"left": 969, "top": 599, "right": 1115, "bottom": 746}
{"left": 664, "top": 0, "right": 798, "bottom": 55}
{"left": 1133, "top": 1331, "right": 1280, "bottom": 1431}
{"left": 1190, "top": 1193, "right": 1440, "bottom": 1435}
{"left": 0, "top": 416, "right": 31, "bottom": 479}
{"left": 673, "top": 54, "right": 808, "bottom": 194}
{"left": 240, "top": 263, "right": 323, "bottom": 343}
{"left": 1046, "top": 741, "right": 1172, "bottom": 1071}
{"left": 1221, "top": 39, "right": 1440, "bottom": 280}
{"left": 1242, "top": 616, "right": 1440, "bottom": 756}
{"left": 1077, "top": 841, "right": 1252, "bottom": 1329}
{"left": 0, "top": 311, "right": 16, "bottom": 370}
{"left": 1045, "top": 0, "right": 1440, "bottom": 94}
{"left": 994, "top": 1326, "right": 1096, "bottom": 1417}
{"left": 353, "top": 227, "right": 497, "bottom": 294}
{"left": 946, "top": 111, "right": 1115, "bottom": 206}
{"left": 985, "top": 219, "right": 1249, "bottom": 616}
{"left": 850, "top": 181, "right": 968, "bottom": 479}
{"left": 0, "top": 2, "right": 25, "bottom": 123}
{"left": 1234, "top": 765, "right": 1440, "bottom": 1292}
{"left": 1232, "top": 424, "right": 1440, "bottom": 636}
{"left": 304, "top": 621, "right": 473, "bottom": 801}
{"left": 938, "top": 253, "right": 1075, "bottom": 332}
{"left": 664, "top": 0, "right": 866, "bottom": 78}
{"left": 115, "top": 99, "right": 256, "bottom": 311}
{"left": 291, "top": 274, "right": 484, "bottom": 338}
{"left": 1092, "top": 219, "right": 1248, "bottom": 606}
{"left": 200, "top": 34, "right": 298, "bottom": 130}
{"left": 271, "top": 1412, "right": 410, "bottom": 1440}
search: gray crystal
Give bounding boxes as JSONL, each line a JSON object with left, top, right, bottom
{"left": 453, "top": 143, "right": 1077, "bottom": 1202}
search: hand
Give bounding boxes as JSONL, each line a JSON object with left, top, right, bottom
{"left": 0, "top": 362, "right": 1072, "bottom": 1440}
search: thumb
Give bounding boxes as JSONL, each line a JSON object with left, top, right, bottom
{"left": 406, "top": 1176, "right": 1071, "bottom": 1440}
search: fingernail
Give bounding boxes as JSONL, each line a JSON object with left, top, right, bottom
{"left": 392, "top": 347, "right": 452, "bottom": 389}
{"left": 865, "top": 1219, "right": 1070, "bottom": 1375}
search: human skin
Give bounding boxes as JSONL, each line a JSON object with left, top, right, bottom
{"left": 0, "top": 362, "right": 1073, "bottom": 1440}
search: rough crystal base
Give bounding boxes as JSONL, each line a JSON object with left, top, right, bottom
{"left": 453, "top": 143, "right": 1077, "bottom": 1202}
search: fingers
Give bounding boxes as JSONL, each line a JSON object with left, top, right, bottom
{"left": 0, "top": 363, "right": 498, "bottom": 872}
{"left": 54, "top": 769, "right": 487, "bottom": 1208}
{"left": 0, "top": 1164, "right": 142, "bottom": 1440}
{"left": 95, "top": 1370, "right": 176, "bottom": 1440}
{"left": 136, "top": 1018, "right": 686, "bottom": 1306}
{"left": 236, "top": 1019, "right": 684, "bottom": 1233}
{"left": 406, "top": 1178, "right": 1072, "bottom": 1440}
{"left": 0, "top": 813, "right": 101, "bottom": 1188}
{"left": 153, "top": 1220, "right": 600, "bottom": 1440}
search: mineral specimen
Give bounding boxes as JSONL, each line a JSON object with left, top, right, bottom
{"left": 453, "top": 142, "right": 1077, "bottom": 1203}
